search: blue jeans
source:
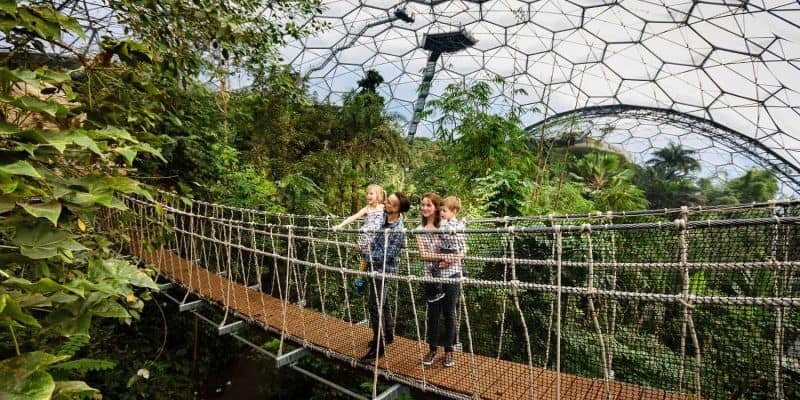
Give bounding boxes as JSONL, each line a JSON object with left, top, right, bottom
{"left": 427, "top": 277, "right": 460, "bottom": 352}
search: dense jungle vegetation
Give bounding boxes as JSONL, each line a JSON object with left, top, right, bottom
{"left": 0, "top": 1, "right": 787, "bottom": 399}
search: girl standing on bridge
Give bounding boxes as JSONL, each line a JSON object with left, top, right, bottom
{"left": 333, "top": 184, "right": 386, "bottom": 292}
{"left": 416, "top": 192, "right": 461, "bottom": 368}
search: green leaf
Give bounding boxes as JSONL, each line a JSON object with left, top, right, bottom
{"left": 0, "top": 196, "right": 14, "bottom": 214}
{"left": 0, "top": 95, "right": 68, "bottom": 117}
{"left": 14, "top": 142, "right": 36, "bottom": 157}
{"left": 20, "top": 6, "right": 62, "bottom": 41}
{"left": 132, "top": 142, "right": 165, "bottom": 162}
{"left": 0, "top": 352, "right": 68, "bottom": 400}
{"left": 69, "top": 133, "right": 102, "bottom": 155}
{"left": 1, "top": 179, "right": 18, "bottom": 193}
{"left": 0, "top": 68, "right": 36, "bottom": 84}
{"left": 0, "top": 160, "right": 41, "bottom": 178}
{"left": 19, "top": 200, "right": 61, "bottom": 226}
{"left": 52, "top": 381, "right": 98, "bottom": 400}
{"left": 0, "top": 121, "right": 19, "bottom": 135}
{"left": 0, "top": 0, "right": 16, "bottom": 14}
{"left": 50, "top": 359, "right": 116, "bottom": 373}
{"left": 0, "top": 294, "right": 41, "bottom": 327}
{"left": 10, "top": 224, "right": 73, "bottom": 260}
{"left": 93, "top": 126, "right": 135, "bottom": 142}
{"left": 2, "top": 277, "right": 65, "bottom": 294}
{"left": 114, "top": 147, "right": 137, "bottom": 166}
{"left": 90, "top": 299, "right": 129, "bottom": 318}
{"left": 88, "top": 258, "right": 158, "bottom": 290}
{"left": 36, "top": 68, "right": 70, "bottom": 85}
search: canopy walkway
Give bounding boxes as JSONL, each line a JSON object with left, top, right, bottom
{"left": 119, "top": 192, "right": 800, "bottom": 400}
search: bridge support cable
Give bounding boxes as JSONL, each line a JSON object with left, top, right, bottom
{"left": 770, "top": 203, "right": 786, "bottom": 400}
{"left": 583, "top": 225, "right": 612, "bottom": 398}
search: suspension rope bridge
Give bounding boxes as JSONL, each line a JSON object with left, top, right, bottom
{"left": 117, "top": 192, "right": 800, "bottom": 400}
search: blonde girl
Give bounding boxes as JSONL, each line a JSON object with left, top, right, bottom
{"left": 334, "top": 184, "right": 387, "bottom": 273}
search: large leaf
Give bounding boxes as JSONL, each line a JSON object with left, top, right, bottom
{"left": 0, "top": 294, "right": 41, "bottom": 327}
{"left": 93, "top": 126, "right": 135, "bottom": 143}
{"left": 52, "top": 381, "right": 98, "bottom": 400}
{"left": 0, "top": 95, "right": 68, "bottom": 117}
{"left": 18, "top": 6, "right": 62, "bottom": 41}
{"left": 0, "top": 160, "right": 41, "bottom": 178}
{"left": 0, "top": 121, "right": 20, "bottom": 135}
{"left": 0, "top": 195, "right": 14, "bottom": 214}
{"left": 88, "top": 258, "right": 158, "bottom": 290}
{"left": 0, "top": 68, "right": 36, "bottom": 85}
{"left": 90, "top": 299, "right": 129, "bottom": 318}
{"left": 10, "top": 224, "right": 86, "bottom": 260}
{"left": 19, "top": 200, "right": 61, "bottom": 226}
{"left": 1, "top": 179, "right": 18, "bottom": 193}
{"left": 132, "top": 142, "right": 165, "bottom": 162}
{"left": 0, "top": 352, "right": 68, "bottom": 400}
{"left": 2, "top": 277, "right": 65, "bottom": 294}
{"left": 0, "top": 0, "right": 16, "bottom": 14}
{"left": 114, "top": 146, "right": 137, "bottom": 166}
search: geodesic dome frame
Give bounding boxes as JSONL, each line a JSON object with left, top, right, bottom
{"left": 281, "top": 0, "right": 800, "bottom": 193}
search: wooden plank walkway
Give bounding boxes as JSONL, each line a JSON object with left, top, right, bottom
{"left": 137, "top": 246, "right": 694, "bottom": 400}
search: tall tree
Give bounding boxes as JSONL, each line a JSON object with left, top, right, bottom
{"left": 357, "top": 70, "right": 384, "bottom": 93}
{"left": 646, "top": 142, "right": 701, "bottom": 180}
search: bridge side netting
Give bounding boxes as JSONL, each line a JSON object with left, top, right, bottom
{"left": 120, "top": 192, "right": 800, "bottom": 400}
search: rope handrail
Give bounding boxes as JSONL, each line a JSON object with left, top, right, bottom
{"left": 128, "top": 194, "right": 800, "bottom": 235}
{"left": 152, "top": 188, "right": 800, "bottom": 224}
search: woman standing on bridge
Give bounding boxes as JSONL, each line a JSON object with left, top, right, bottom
{"left": 416, "top": 192, "right": 460, "bottom": 368}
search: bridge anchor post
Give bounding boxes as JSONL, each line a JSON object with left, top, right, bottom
{"left": 178, "top": 300, "right": 204, "bottom": 312}
{"left": 217, "top": 320, "right": 244, "bottom": 336}
{"left": 275, "top": 347, "right": 308, "bottom": 368}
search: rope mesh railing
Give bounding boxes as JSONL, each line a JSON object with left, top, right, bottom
{"left": 120, "top": 192, "right": 800, "bottom": 400}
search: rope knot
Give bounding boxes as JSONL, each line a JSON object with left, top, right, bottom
{"left": 773, "top": 215, "right": 781, "bottom": 225}
{"left": 673, "top": 218, "right": 686, "bottom": 230}
{"left": 580, "top": 223, "right": 591, "bottom": 233}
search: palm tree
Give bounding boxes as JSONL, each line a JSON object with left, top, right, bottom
{"left": 570, "top": 152, "right": 648, "bottom": 210}
{"left": 646, "top": 142, "right": 701, "bottom": 180}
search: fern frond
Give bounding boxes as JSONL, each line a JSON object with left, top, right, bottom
{"left": 58, "top": 334, "right": 91, "bottom": 356}
{"left": 49, "top": 358, "right": 118, "bottom": 374}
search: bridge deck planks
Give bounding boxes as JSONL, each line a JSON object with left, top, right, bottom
{"left": 140, "top": 247, "right": 694, "bottom": 400}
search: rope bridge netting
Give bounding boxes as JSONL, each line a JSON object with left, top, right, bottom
{"left": 113, "top": 191, "right": 800, "bottom": 400}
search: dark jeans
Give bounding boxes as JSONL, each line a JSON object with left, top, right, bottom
{"left": 368, "top": 276, "right": 394, "bottom": 345}
{"left": 427, "top": 279, "right": 460, "bottom": 352}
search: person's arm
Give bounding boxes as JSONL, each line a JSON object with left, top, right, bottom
{"left": 416, "top": 232, "right": 442, "bottom": 262}
{"left": 440, "top": 222, "right": 467, "bottom": 268}
{"left": 333, "top": 206, "right": 368, "bottom": 229}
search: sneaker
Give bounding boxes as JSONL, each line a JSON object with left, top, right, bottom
{"left": 427, "top": 292, "right": 445, "bottom": 303}
{"left": 422, "top": 350, "right": 436, "bottom": 366}
{"left": 443, "top": 352, "right": 455, "bottom": 367}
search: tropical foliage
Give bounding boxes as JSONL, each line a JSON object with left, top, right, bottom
{"left": 0, "top": 2, "right": 162, "bottom": 398}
